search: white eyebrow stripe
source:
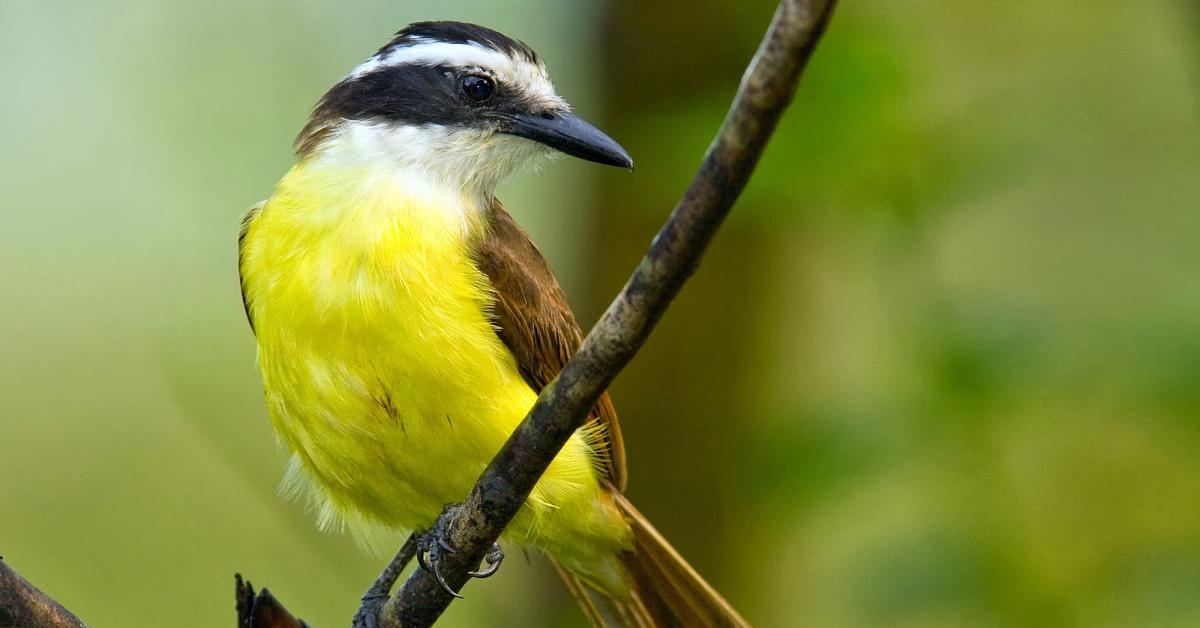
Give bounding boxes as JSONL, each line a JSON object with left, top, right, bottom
{"left": 345, "top": 39, "right": 561, "bottom": 106}
{"left": 348, "top": 41, "right": 515, "bottom": 79}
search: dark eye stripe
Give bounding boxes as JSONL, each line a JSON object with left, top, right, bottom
{"left": 295, "top": 63, "right": 534, "bottom": 155}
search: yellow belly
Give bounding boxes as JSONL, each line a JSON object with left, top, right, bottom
{"left": 240, "top": 162, "right": 628, "bottom": 575}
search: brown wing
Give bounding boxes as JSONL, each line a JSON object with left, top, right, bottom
{"left": 475, "top": 200, "right": 627, "bottom": 490}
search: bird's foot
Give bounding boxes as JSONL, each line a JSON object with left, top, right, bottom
{"left": 351, "top": 592, "right": 389, "bottom": 628}
{"left": 469, "top": 543, "right": 505, "bottom": 579}
{"left": 416, "top": 524, "right": 462, "bottom": 599}
{"left": 351, "top": 534, "right": 419, "bottom": 628}
{"left": 415, "top": 503, "right": 507, "bottom": 598}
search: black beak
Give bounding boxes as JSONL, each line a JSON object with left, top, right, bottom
{"left": 502, "top": 111, "right": 633, "bottom": 169}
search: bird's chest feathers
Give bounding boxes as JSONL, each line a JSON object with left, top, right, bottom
{"left": 243, "top": 162, "right": 599, "bottom": 536}
{"left": 246, "top": 165, "right": 519, "bottom": 439}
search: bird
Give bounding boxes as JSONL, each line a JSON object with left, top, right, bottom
{"left": 238, "top": 21, "right": 747, "bottom": 627}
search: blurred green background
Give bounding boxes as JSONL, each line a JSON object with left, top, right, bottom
{"left": 2, "top": 0, "right": 1199, "bottom": 626}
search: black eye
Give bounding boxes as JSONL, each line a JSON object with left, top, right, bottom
{"left": 461, "top": 75, "right": 494, "bottom": 103}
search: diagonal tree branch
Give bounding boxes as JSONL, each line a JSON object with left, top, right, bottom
{"left": 375, "top": 1, "right": 839, "bottom": 625}
{"left": 0, "top": 558, "right": 86, "bottom": 627}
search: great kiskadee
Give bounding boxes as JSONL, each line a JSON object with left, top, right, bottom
{"left": 239, "top": 21, "right": 747, "bottom": 627}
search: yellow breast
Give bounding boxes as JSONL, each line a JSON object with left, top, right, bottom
{"left": 239, "top": 160, "right": 606, "bottom": 545}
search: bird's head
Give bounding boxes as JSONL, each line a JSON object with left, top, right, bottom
{"left": 296, "top": 21, "right": 631, "bottom": 198}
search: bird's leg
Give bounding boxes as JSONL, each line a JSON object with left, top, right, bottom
{"left": 352, "top": 535, "right": 419, "bottom": 628}
{"left": 415, "top": 503, "right": 507, "bottom": 598}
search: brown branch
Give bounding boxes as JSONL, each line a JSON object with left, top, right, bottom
{"left": 236, "top": 574, "right": 309, "bottom": 628}
{"left": 379, "top": 1, "right": 839, "bottom": 626}
{"left": 0, "top": 558, "right": 86, "bottom": 627}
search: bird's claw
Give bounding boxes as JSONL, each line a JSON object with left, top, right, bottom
{"left": 415, "top": 504, "right": 507, "bottom": 598}
{"left": 417, "top": 534, "right": 462, "bottom": 598}
{"left": 467, "top": 544, "right": 505, "bottom": 578}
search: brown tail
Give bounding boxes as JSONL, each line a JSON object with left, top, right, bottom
{"left": 553, "top": 491, "right": 750, "bottom": 627}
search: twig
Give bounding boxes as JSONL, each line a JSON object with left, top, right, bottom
{"left": 0, "top": 558, "right": 86, "bottom": 627}
{"left": 236, "top": 574, "right": 309, "bottom": 628}
{"left": 378, "top": 1, "right": 839, "bottom": 625}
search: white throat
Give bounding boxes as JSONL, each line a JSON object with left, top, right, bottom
{"left": 311, "top": 119, "right": 551, "bottom": 210}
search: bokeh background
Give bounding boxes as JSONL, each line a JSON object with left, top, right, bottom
{"left": 3, "top": 0, "right": 1199, "bottom": 626}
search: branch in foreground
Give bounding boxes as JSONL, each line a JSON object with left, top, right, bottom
{"left": 236, "top": 574, "right": 309, "bottom": 628}
{"left": 379, "top": 1, "right": 839, "bottom": 625}
{"left": 0, "top": 558, "right": 86, "bottom": 627}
